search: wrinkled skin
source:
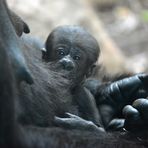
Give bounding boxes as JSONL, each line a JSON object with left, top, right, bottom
{"left": 84, "top": 74, "right": 148, "bottom": 131}
{"left": 123, "top": 98, "right": 148, "bottom": 132}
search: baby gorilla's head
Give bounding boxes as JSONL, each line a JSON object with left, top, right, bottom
{"left": 43, "top": 25, "right": 100, "bottom": 86}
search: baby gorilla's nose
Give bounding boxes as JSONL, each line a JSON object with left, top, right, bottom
{"left": 59, "top": 56, "right": 75, "bottom": 71}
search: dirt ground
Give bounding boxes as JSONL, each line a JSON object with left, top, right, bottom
{"left": 8, "top": 0, "right": 148, "bottom": 74}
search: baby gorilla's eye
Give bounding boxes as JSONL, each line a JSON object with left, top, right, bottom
{"left": 58, "top": 51, "right": 65, "bottom": 55}
{"left": 57, "top": 47, "right": 65, "bottom": 56}
{"left": 73, "top": 55, "right": 80, "bottom": 60}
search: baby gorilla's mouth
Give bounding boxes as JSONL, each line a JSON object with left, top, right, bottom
{"left": 47, "top": 61, "right": 76, "bottom": 83}
{"left": 51, "top": 61, "right": 74, "bottom": 72}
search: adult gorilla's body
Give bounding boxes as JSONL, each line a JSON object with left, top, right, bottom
{"left": 17, "top": 39, "right": 73, "bottom": 127}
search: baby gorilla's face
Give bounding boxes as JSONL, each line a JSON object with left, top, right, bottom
{"left": 48, "top": 45, "right": 89, "bottom": 86}
{"left": 43, "top": 26, "right": 100, "bottom": 86}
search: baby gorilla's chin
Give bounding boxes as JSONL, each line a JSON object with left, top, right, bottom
{"left": 47, "top": 61, "right": 80, "bottom": 87}
{"left": 49, "top": 61, "right": 71, "bottom": 71}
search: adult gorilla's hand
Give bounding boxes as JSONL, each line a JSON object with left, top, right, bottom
{"left": 85, "top": 74, "right": 148, "bottom": 108}
{"left": 123, "top": 98, "right": 148, "bottom": 132}
{"left": 85, "top": 74, "right": 148, "bottom": 130}
{"left": 106, "top": 74, "right": 148, "bottom": 103}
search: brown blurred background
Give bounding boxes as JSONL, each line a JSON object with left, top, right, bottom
{"left": 8, "top": 0, "right": 148, "bottom": 75}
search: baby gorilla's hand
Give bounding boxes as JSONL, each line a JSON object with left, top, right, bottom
{"left": 54, "top": 112, "right": 105, "bottom": 133}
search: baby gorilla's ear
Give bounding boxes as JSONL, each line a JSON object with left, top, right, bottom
{"left": 86, "top": 64, "right": 96, "bottom": 78}
{"left": 10, "top": 10, "right": 30, "bottom": 36}
{"left": 41, "top": 48, "right": 48, "bottom": 61}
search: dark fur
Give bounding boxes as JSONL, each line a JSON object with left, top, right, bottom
{"left": 17, "top": 40, "right": 76, "bottom": 127}
{"left": 43, "top": 26, "right": 103, "bottom": 126}
{"left": 0, "top": 0, "right": 148, "bottom": 147}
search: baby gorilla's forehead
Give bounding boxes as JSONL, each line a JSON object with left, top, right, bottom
{"left": 53, "top": 26, "right": 97, "bottom": 46}
{"left": 53, "top": 30, "right": 99, "bottom": 55}
{"left": 45, "top": 25, "right": 100, "bottom": 64}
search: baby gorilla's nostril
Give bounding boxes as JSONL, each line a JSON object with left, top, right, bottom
{"left": 65, "top": 62, "right": 74, "bottom": 71}
{"left": 59, "top": 56, "right": 75, "bottom": 71}
{"left": 59, "top": 59, "right": 74, "bottom": 71}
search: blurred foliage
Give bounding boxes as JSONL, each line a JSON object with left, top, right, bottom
{"left": 141, "top": 9, "right": 148, "bottom": 22}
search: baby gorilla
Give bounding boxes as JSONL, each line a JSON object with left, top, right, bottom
{"left": 42, "top": 25, "right": 103, "bottom": 128}
{"left": 43, "top": 25, "right": 99, "bottom": 86}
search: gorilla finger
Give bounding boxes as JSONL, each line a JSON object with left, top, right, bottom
{"left": 23, "top": 22, "right": 30, "bottom": 33}
{"left": 54, "top": 116, "right": 75, "bottom": 128}
{"left": 106, "top": 119, "right": 125, "bottom": 131}
{"left": 54, "top": 116, "right": 72, "bottom": 122}
{"left": 54, "top": 116, "right": 91, "bottom": 130}
{"left": 65, "top": 112, "right": 81, "bottom": 119}
{"left": 138, "top": 74, "right": 148, "bottom": 89}
{"left": 123, "top": 105, "right": 144, "bottom": 131}
{"left": 106, "top": 75, "right": 143, "bottom": 103}
{"left": 54, "top": 116, "right": 106, "bottom": 133}
{"left": 123, "top": 105, "right": 140, "bottom": 118}
{"left": 133, "top": 99, "right": 148, "bottom": 122}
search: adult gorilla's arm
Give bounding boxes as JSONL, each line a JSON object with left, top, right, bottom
{"left": 85, "top": 74, "right": 148, "bottom": 104}
{"left": 0, "top": 0, "right": 33, "bottom": 84}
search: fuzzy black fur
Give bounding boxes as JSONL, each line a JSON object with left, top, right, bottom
{"left": 0, "top": 0, "right": 148, "bottom": 147}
